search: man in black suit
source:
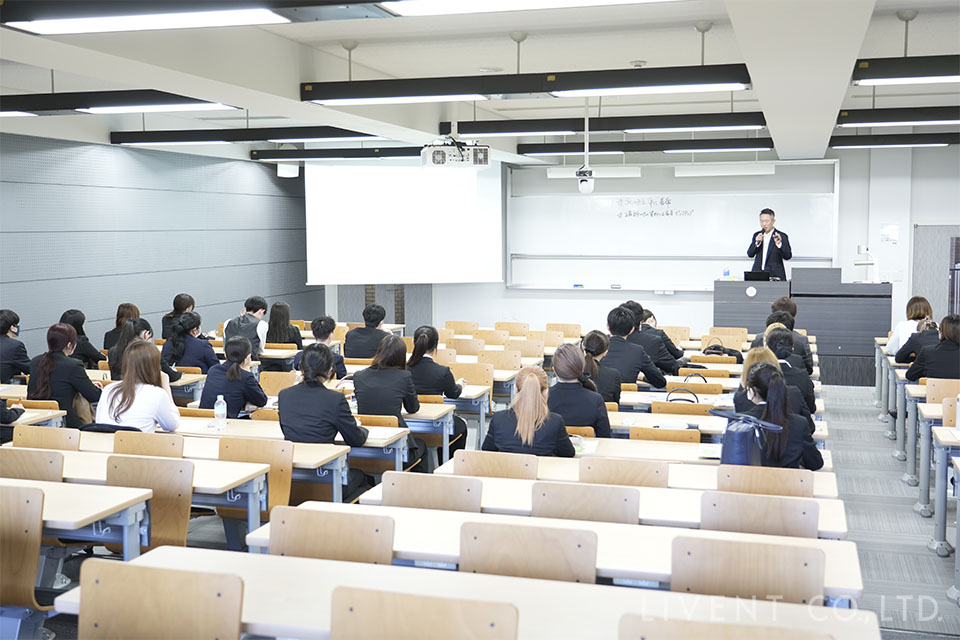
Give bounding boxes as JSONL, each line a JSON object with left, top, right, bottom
{"left": 622, "top": 301, "right": 681, "bottom": 376}
{"left": 749, "top": 310, "right": 814, "bottom": 374}
{"left": 602, "top": 306, "right": 666, "bottom": 389}
{"left": 343, "top": 304, "right": 391, "bottom": 359}
{"left": 747, "top": 208, "right": 792, "bottom": 281}
{"left": 639, "top": 308, "right": 685, "bottom": 360}
{"left": 0, "top": 309, "right": 30, "bottom": 384}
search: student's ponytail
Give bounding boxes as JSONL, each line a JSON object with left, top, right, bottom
{"left": 746, "top": 362, "right": 791, "bottom": 463}
{"left": 553, "top": 343, "right": 598, "bottom": 392}
{"left": 168, "top": 311, "right": 201, "bottom": 364}
{"left": 406, "top": 325, "right": 438, "bottom": 368}
{"left": 29, "top": 323, "right": 77, "bottom": 400}
{"left": 581, "top": 330, "right": 609, "bottom": 385}
{"left": 224, "top": 336, "right": 252, "bottom": 382}
{"left": 765, "top": 327, "right": 795, "bottom": 361}
{"left": 510, "top": 366, "right": 550, "bottom": 446}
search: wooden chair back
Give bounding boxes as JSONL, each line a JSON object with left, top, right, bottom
{"left": 927, "top": 378, "right": 960, "bottom": 403}
{"left": 12, "top": 425, "right": 80, "bottom": 451}
{"left": 0, "top": 448, "right": 63, "bottom": 482}
{"left": 473, "top": 329, "right": 510, "bottom": 346}
{"left": 17, "top": 399, "right": 60, "bottom": 410}
{"left": 446, "top": 320, "right": 479, "bottom": 334}
{"left": 716, "top": 464, "right": 814, "bottom": 497}
{"left": 381, "top": 471, "right": 482, "bottom": 512}
{"left": 401, "top": 336, "right": 415, "bottom": 352}
{"left": 448, "top": 363, "right": 495, "bottom": 395}
{"left": 179, "top": 407, "right": 214, "bottom": 418}
{"left": 546, "top": 323, "right": 581, "bottom": 338}
{"left": 605, "top": 402, "right": 618, "bottom": 413}
{"left": 333, "top": 325, "right": 348, "bottom": 343}
{"left": 97, "top": 360, "right": 111, "bottom": 371}
{"left": 114, "top": 431, "right": 184, "bottom": 458}
{"left": 579, "top": 457, "right": 668, "bottom": 488}
{"left": 259, "top": 370, "right": 299, "bottom": 396}
{"left": 507, "top": 338, "right": 544, "bottom": 358}
{"left": 689, "top": 354, "right": 736, "bottom": 364}
{"left": 944, "top": 397, "right": 958, "bottom": 428}
{"left": 270, "top": 506, "right": 395, "bottom": 564}
{"left": 701, "top": 334, "right": 744, "bottom": 350}
{"left": 218, "top": 437, "right": 293, "bottom": 521}
{"left": 0, "top": 485, "right": 47, "bottom": 610}
{"left": 478, "top": 349, "right": 522, "bottom": 371}
{"left": 437, "top": 328, "right": 455, "bottom": 343}
{"left": 357, "top": 415, "right": 399, "bottom": 428}
{"left": 709, "top": 327, "right": 748, "bottom": 341}
{"left": 418, "top": 395, "right": 445, "bottom": 404}
{"left": 433, "top": 348, "right": 457, "bottom": 365}
{"left": 678, "top": 368, "right": 729, "bottom": 378}
{"left": 460, "top": 522, "right": 598, "bottom": 584}
{"left": 174, "top": 366, "right": 202, "bottom": 375}
{"left": 331, "top": 586, "right": 518, "bottom": 640}
{"left": 621, "top": 383, "right": 638, "bottom": 392}
{"left": 794, "top": 328, "right": 808, "bottom": 336}
{"left": 251, "top": 408, "right": 280, "bottom": 421}
{"left": 527, "top": 330, "right": 564, "bottom": 347}
{"left": 78, "top": 560, "right": 243, "bottom": 640}
{"left": 155, "top": 338, "right": 167, "bottom": 346}
{"left": 618, "top": 617, "right": 825, "bottom": 640}
{"left": 629, "top": 426, "right": 700, "bottom": 442}
{"left": 291, "top": 320, "right": 305, "bottom": 330}
{"left": 448, "top": 338, "right": 485, "bottom": 356}
{"left": 700, "top": 491, "right": 819, "bottom": 538}
{"left": 650, "top": 402, "right": 712, "bottom": 416}
{"left": 343, "top": 357, "right": 373, "bottom": 366}
{"left": 566, "top": 426, "right": 595, "bottom": 438}
{"left": 454, "top": 450, "right": 537, "bottom": 480}
{"left": 210, "top": 339, "right": 224, "bottom": 348}
{"left": 106, "top": 455, "right": 194, "bottom": 550}
{"left": 671, "top": 536, "right": 825, "bottom": 604}
{"left": 659, "top": 326, "right": 690, "bottom": 343}
{"left": 666, "top": 381, "right": 722, "bottom": 395}
{"left": 87, "top": 369, "right": 111, "bottom": 382}
{"left": 494, "top": 322, "right": 530, "bottom": 337}
{"left": 345, "top": 322, "right": 364, "bottom": 331}
{"left": 217, "top": 322, "right": 224, "bottom": 337}
{"left": 531, "top": 481, "right": 639, "bottom": 524}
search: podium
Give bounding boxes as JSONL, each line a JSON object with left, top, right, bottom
{"left": 713, "top": 281, "right": 790, "bottom": 333}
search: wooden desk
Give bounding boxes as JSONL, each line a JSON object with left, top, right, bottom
{"left": 9, "top": 409, "right": 67, "bottom": 428}
{"left": 0, "top": 384, "right": 28, "bottom": 401}
{"left": 55, "top": 547, "right": 879, "bottom": 636}
{"left": 619, "top": 391, "right": 734, "bottom": 412}
{"left": 639, "top": 375, "right": 822, "bottom": 396}
{"left": 454, "top": 355, "right": 544, "bottom": 368}
{"left": 606, "top": 412, "right": 829, "bottom": 445}
{"left": 0, "top": 477, "right": 149, "bottom": 562}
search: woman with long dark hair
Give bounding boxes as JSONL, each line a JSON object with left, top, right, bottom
{"left": 95, "top": 341, "right": 179, "bottom": 432}
{"left": 581, "top": 330, "right": 621, "bottom": 404}
{"left": 59, "top": 309, "right": 105, "bottom": 369}
{"left": 161, "top": 311, "right": 218, "bottom": 373}
{"left": 548, "top": 343, "right": 610, "bottom": 438}
{"left": 907, "top": 314, "right": 960, "bottom": 381}
{"left": 741, "top": 362, "right": 822, "bottom": 470}
{"left": 161, "top": 293, "right": 196, "bottom": 340}
{"left": 199, "top": 336, "right": 268, "bottom": 418}
{"left": 103, "top": 303, "right": 139, "bottom": 351}
{"left": 262, "top": 301, "right": 303, "bottom": 372}
{"left": 27, "top": 323, "right": 102, "bottom": 428}
{"left": 109, "top": 318, "right": 182, "bottom": 383}
{"left": 406, "top": 324, "right": 468, "bottom": 459}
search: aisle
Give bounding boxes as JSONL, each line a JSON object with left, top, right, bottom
{"left": 826, "top": 385, "right": 960, "bottom": 637}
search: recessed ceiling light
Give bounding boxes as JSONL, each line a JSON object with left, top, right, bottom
{"left": 6, "top": 8, "right": 289, "bottom": 35}
{"left": 77, "top": 103, "right": 236, "bottom": 114}
{"left": 551, "top": 82, "right": 748, "bottom": 97}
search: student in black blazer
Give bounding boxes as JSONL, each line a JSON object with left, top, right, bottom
{"left": 740, "top": 362, "right": 822, "bottom": 470}
{"left": 161, "top": 312, "right": 219, "bottom": 373}
{"left": 292, "top": 316, "right": 346, "bottom": 379}
{"left": 547, "top": 343, "right": 611, "bottom": 438}
{"left": 749, "top": 310, "right": 814, "bottom": 374}
{"left": 766, "top": 328, "right": 816, "bottom": 414}
{"left": 907, "top": 315, "right": 960, "bottom": 381}
{"left": 483, "top": 366, "right": 574, "bottom": 457}
{"left": 582, "top": 330, "right": 622, "bottom": 404}
{"left": 344, "top": 304, "right": 391, "bottom": 359}
{"left": 601, "top": 306, "right": 666, "bottom": 388}
{"left": 109, "top": 318, "right": 182, "bottom": 383}
{"left": 27, "top": 323, "right": 102, "bottom": 428}
{"left": 622, "top": 301, "right": 681, "bottom": 375}
{"left": 733, "top": 347, "right": 815, "bottom": 434}
{"left": 407, "top": 325, "right": 468, "bottom": 460}
{"left": 102, "top": 303, "right": 140, "bottom": 352}
{"left": 639, "top": 309, "right": 685, "bottom": 360}
{"left": 746, "top": 208, "right": 792, "bottom": 281}
{"left": 60, "top": 309, "right": 106, "bottom": 369}
{"left": 0, "top": 310, "right": 31, "bottom": 384}
{"left": 353, "top": 334, "right": 428, "bottom": 472}
{"left": 199, "top": 337, "right": 268, "bottom": 418}
{"left": 896, "top": 318, "right": 941, "bottom": 364}
{"left": 261, "top": 301, "right": 304, "bottom": 373}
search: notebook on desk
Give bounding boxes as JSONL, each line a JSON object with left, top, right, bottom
{"left": 698, "top": 443, "right": 722, "bottom": 460}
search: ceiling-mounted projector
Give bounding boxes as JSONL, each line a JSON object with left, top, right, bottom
{"left": 421, "top": 138, "right": 490, "bottom": 168}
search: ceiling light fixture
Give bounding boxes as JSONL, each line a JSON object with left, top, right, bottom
{"left": 829, "top": 132, "right": 959, "bottom": 149}
{"left": 1, "top": 90, "right": 235, "bottom": 116}
{"left": 0, "top": 111, "right": 38, "bottom": 118}
{"left": 110, "top": 125, "right": 382, "bottom": 146}
{"left": 312, "top": 94, "right": 488, "bottom": 106}
{"left": 518, "top": 137, "right": 775, "bottom": 156}
{"left": 5, "top": 8, "right": 289, "bottom": 35}
{"left": 445, "top": 112, "right": 766, "bottom": 137}
{"left": 836, "top": 106, "right": 960, "bottom": 128}
{"left": 382, "top": 0, "right": 685, "bottom": 16}
{"left": 550, "top": 82, "right": 747, "bottom": 97}
{"left": 77, "top": 103, "right": 233, "bottom": 114}
{"left": 250, "top": 147, "right": 421, "bottom": 162}
{"left": 852, "top": 55, "right": 960, "bottom": 86}
{"left": 662, "top": 146, "right": 771, "bottom": 153}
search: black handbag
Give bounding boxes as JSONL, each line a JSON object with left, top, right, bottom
{"left": 711, "top": 409, "right": 783, "bottom": 466}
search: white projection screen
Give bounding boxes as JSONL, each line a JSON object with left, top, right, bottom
{"left": 305, "top": 163, "right": 503, "bottom": 285}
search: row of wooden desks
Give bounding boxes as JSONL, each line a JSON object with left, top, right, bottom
{"left": 638, "top": 374, "right": 822, "bottom": 395}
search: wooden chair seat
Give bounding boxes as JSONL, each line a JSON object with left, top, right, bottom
{"left": 270, "top": 507, "right": 394, "bottom": 564}
{"left": 460, "top": 522, "right": 598, "bottom": 583}
{"left": 531, "top": 481, "right": 639, "bottom": 524}
{"left": 13, "top": 425, "right": 80, "bottom": 451}
{"left": 454, "top": 450, "right": 537, "bottom": 480}
{"left": 629, "top": 426, "right": 700, "bottom": 442}
{"left": 381, "top": 471, "right": 482, "bottom": 512}
{"left": 566, "top": 426, "right": 595, "bottom": 438}
{"left": 579, "top": 457, "right": 668, "bottom": 488}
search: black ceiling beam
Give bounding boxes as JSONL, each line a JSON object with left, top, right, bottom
{"left": 0, "top": 1, "right": 375, "bottom": 22}
{"left": 0, "top": 90, "right": 218, "bottom": 113}
{"left": 111, "top": 125, "right": 377, "bottom": 144}
{"left": 829, "top": 132, "right": 960, "bottom": 147}
{"left": 251, "top": 147, "right": 421, "bottom": 160}
{"left": 440, "top": 112, "right": 767, "bottom": 136}
{"left": 837, "top": 105, "right": 960, "bottom": 126}
{"left": 517, "top": 137, "right": 774, "bottom": 155}
{"left": 852, "top": 55, "right": 960, "bottom": 83}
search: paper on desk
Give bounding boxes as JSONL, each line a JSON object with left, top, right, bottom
{"left": 699, "top": 443, "right": 722, "bottom": 460}
{"left": 657, "top": 421, "right": 689, "bottom": 430}
{"left": 574, "top": 439, "right": 600, "bottom": 457}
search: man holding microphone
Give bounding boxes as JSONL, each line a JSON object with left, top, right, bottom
{"left": 747, "top": 208, "right": 792, "bottom": 280}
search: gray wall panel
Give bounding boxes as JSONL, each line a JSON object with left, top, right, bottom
{"left": 337, "top": 285, "right": 366, "bottom": 324}
{"left": 404, "top": 284, "right": 433, "bottom": 336}
{"left": 912, "top": 224, "right": 960, "bottom": 322}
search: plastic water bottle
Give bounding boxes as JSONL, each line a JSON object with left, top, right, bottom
{"left": 214, "top": 395, "right": 227, "bottom": 431}
{"left": 722, "top": 266, "right": 731, "bottom": 280}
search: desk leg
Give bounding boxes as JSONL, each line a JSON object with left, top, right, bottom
{"left": 880, "top": 358, "right": 890, "bottom": 424}
{"left": 441, "top": 415, "right": 451, "bottom": 465}
{"left": 950, "top": 520, "right": 960, "bottom": 604}
{"left": 895, "top": 380, "right": 908, "bottom": 463}
{"left": 192, "top": 381, "right": 204, "bottom": 403}
{"left": 332, "top": 465, "right": 344, "bottom": 504}
{"left": 916, "top": 415, "right": 934, "bottom": 516}
{"left": 888, "top": 366, "right": 898, "bottom": 417}
{"left": 394, "top": 446, "right": 404, "bottom": 472}
{"left": 874, "top": 345, "right": 883, "bottom": 407}
{"left": 121, "top": 515, "right": 140, "bottom": 562}
{"left": 928, "top": 444, "right": 954, "bottom": 557}
{"left": 247, "top": 486, "right": 262, "bottom": 536}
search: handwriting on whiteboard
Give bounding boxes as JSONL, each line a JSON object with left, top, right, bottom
{"left": 615, "top": 196, "right": 694, "bottom": 220}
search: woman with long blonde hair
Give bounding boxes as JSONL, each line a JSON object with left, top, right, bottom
{"left": 482, "top": 366, "right": 574, "bottom": 457}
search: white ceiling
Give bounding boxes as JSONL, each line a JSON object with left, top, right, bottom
{"left": 0, "top": 0, "right": 957, "bottom": 162}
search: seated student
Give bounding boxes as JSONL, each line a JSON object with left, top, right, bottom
{"left": 406, "top": 325, "right": 468, "bottom": 460}
{"left": 344, "top": 304, "right": 391, "bottom": 359}
{"left": 0, "top": 399, "right": 25, "bottom": 444}
{"left": 765, "top": 326, "right": 816, "bottom": 414}
{"left": 293, "top": 316, "right": 346, "bottom": 379}
{"left": 224, "top": 296, "right": 268, "bottom": 358}
{"left": 886, "top": 296, "right": 933, "bottom": 356}
{"left": 353, "top": 335, "right": 428, "bottom": 472}
{"left": 161, "top": 311, "right": 219, "bottom": 373}
{"left": 261, "top": 301, "right": 304, "bottom": 372}
{"left": 482, "top": 366, "right": 574, "bottom": 457}
{"left": 110, "top": 318, "right": 182, "bottom": 383}
{"left": 102, "top": 303, "right": 140, "bottom": 352}
{"left": 896, "top": 317, "right": 940, "bottom": 364}
{"left": 640, "top": 308, "right": 685, "bottom": 360}
{"left": 749, "top": 309, "right": 813, "bottom": 374}
{"left": 740, "top": 362, "right": 823, "bottom": 470}
{"left": 162, "top": 293, "right": 195, "bottom": 340}
{"left": 95, "top": 341, "right": 180, "bottom": 432}
{"left": 0, "top": 309, "right": 31, "bottom": 384}
{"left": 769, "top": 297, "right": 814, "bottom": 372}
{"left": 582, "top": 330, "right": 621, "bottom": 404}
{"left": 622, "top": 300, "right": 680, "bottom": 376}
{"left": 27, "top": 323, "right": 102, "bottom": 428}
{"left": 60, "top": 309, "right": 106, "bottom": 369}
{"left": 199, "top": 337, "right": 268, "bottom": 418}
{"left": 601, "top": 306, "right": 666, "bottom": 388}
{"left": 907, "top": 314, "right": 960, "bottom": 381}
{"left": 547, "top": 343, "right": 611, "bottom": 438}
{"left": 733, "top": 346, "right": 815, "bottom": 434}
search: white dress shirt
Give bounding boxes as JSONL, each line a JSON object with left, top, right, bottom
{"left": 885, "top": 319, "right": 919, "bottom": 356}
{"left": 95, "top": 383, "right": 180, "bottom": 432}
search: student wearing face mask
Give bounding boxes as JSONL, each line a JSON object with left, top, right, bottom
{"left": 0, "top": 309, "right": 30, "bottom": 384}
